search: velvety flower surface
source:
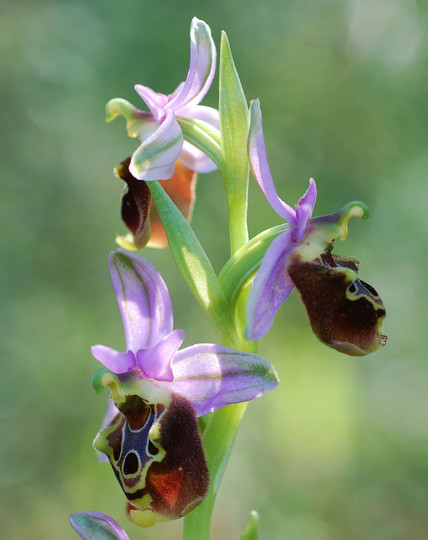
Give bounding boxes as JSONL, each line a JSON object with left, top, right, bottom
{"left": 92, "top": 249, "right": 278, "bottom": 526}
{"left": 106, "top": 17, "right": 218, "bottom": 182}
{"left": 115, "top": 157, "right": 197, "bottom": 249}
{"left": 245, "top": 100, "right": 386, "bottom": 355}
{"left": 69, "top": 511, "right": 129, "bottom": 540}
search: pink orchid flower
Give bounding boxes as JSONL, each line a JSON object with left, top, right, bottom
{"left": 246, "top": 100, "right": 386, "bottom": 356}
{"left": 106, "top": 18, "right": 218, "bottom": 182}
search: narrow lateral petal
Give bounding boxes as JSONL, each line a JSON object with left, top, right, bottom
{"left": 91, "top": 346, "right": 136, "bottom": 374}
{"left": 69, "top": 511, "right": 130, "bottom": 540}
{"left": 134, "top": 85, "right": 168, "bottom": 122}
{"left": 298, "top": 177, "right": 317, "bottom": 212}
{"left": 105, "top": 98, "right": 153, "bottom": 139}
{"left": 109, "top": 250, "right": 174, "bottom": 351}
{"left": 167, "top": 18, "right": 216, "bottom": 111}
{"left": 130, "top": 110, "right": 183, "bottom": 181}
{"left": 292, "top": 178, "right": 317, "bottom": 242}
{"left": 136, "top": 329, "right": 185, "bottom": 382}
{"left": 165, "top": 344, "right": 279, "bottom": 416}
{"left": 168, "top": 81, "right": 185, "bottom": 101}
{"left": 245, "top": 231, "right": 296, "bottom": 340}
{"left": 248, "top": 100, "right": 297, "bottom": 224}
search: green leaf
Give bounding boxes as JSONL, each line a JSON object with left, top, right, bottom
{"left": 148, "top": 181, "right": 240, "bottom": 348}
{"left": 240, "top": 511, "right": 260, "bottom": 540}
{"left": 177, "top": 117, "right": 223, "bottom": 170}
{"left": 219, "top": 32, "right": 250, "bottom": 253}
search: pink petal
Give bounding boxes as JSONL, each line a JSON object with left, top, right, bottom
{"left": 248, "top": 100, "right": 297, "bottom": 224}
{"left": 292, "top": 178, "right": 317, "bottom": 242}
{"left": 69, "top": 511, "right": 129, "bottom": 540}
{"left": 176, "top": 104, "right": 220, "bottom": 128}
{"left": 129, "top": 110, "right": 183, "bottom": 181}
{"left": 91, "top": 346, "right": 136, "bottom": 374}
{"left": 136, "top": 329, "right": 185, "bottom": 382}
{"left": 109, "top": 250, "right": 174, "bottom": 351}
{"left": 162, "top": 344, "right": 279, "bottom": 416}
{"left": 245, "top": 231, "right": 296, "bottom": 340}
{"left": 167, "top": 18, "right": 216, "bottom": 111}
{"left": 179, "top": 141, "right": 217, "bottom": 173}
{"left": 134, "top": 84, "right": 168, "bottom": 123}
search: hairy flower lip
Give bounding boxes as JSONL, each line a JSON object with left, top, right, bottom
{"left": 92, "top": 391, "right": 208, "bottom": 527}
{"left": 288, "top": 248, "right": 387, "bottom": 356}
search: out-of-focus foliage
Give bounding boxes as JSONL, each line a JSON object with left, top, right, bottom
{"left": 1, "top": 0, "right": 427, "bottom": 538}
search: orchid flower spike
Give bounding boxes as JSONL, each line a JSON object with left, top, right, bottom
{"left": 106, "top": 17, "right": 218, "bottom": 182}
{"left": 245, "top": 100, "right": 387, "bottom": 356}
{"left": 91, "top": 249, "right": 279, "bottom": 527}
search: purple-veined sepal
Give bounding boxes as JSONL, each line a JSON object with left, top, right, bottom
{"left": 69, "top": 511, "right": 130, "bottom": 540}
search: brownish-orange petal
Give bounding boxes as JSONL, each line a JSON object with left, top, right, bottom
{"left": 115, "top": 160, "right": 197, "bottom": 250}
{"left": 147, "top": 162, "right": 197, "bottom": 248}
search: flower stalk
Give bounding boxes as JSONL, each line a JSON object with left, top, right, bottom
{"left": 177, "top": 118, "right": 223, "bottom": 170}
{"left": 183, "top": 403, "right": 247, "bottom": 540}
{"left": 147, "top": 180, "right": 241, "bottom": 348}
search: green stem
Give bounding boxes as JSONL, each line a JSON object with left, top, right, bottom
{"left": 147, "top": 180, "right": 253, "bottom": 539}
{"left": 178, "top": 118, "right": 224, "bottom": 171}
{"left": 148, "top": 181, "right": 240, "bottom": 348}
{"left": 219, "top": 225, "right": 286, "bottom": 309}
{"left": 183, "top": 403, "right": 247, "bottom": 540}
{"left": 183, "top": 33, "right": 258, "bottom": 540}
{"left": 226, "top": 191, "right": 250, "bottom": 255}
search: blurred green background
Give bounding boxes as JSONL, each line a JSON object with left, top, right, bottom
{"left": 1, "top": 0, "right": 427, "bottom": 538}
